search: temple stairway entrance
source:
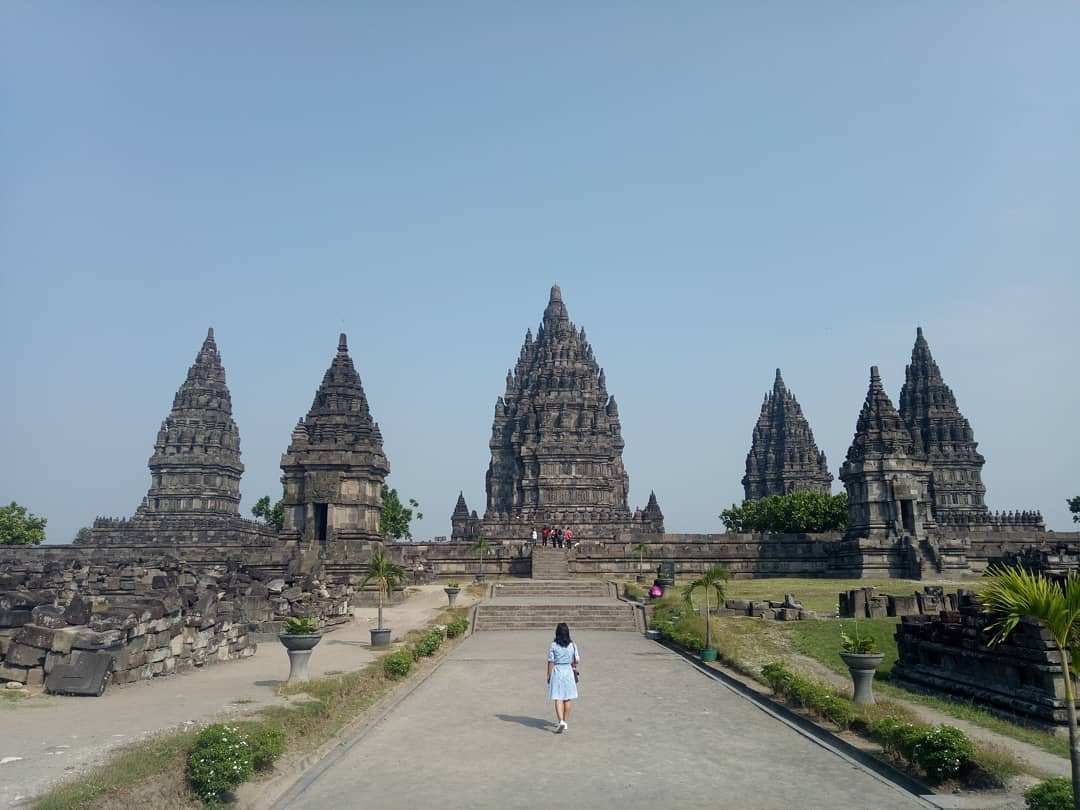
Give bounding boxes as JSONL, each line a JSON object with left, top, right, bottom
{"left": 531, "top": 544, "right": 570, "bottom": 579}
{"left": 475, "top": 579, "right": 638, "bottom": 631}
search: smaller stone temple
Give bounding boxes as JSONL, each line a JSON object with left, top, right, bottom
{"left": 84, "top": 328, "right": 273, "bottom": 545}
{"left": 840, "top": 366, "right": 937, "bottom": 542}
{"left": 279, "top": 334, "right": 390, "bottom": 549}
{"left": 899, "top": 328, "right": 988, "bottom": 522}
{"left": 742, "top": 369, "right": 832, "bottom": 500}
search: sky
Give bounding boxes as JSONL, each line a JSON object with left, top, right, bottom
{"left": 2, "top": 3, "right": 1078, "bottom": 543}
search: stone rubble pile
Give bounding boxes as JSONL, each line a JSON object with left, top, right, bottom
{"left": 0, "top": 558, "right": 353, "bottom": 693}
{"left": 838, "top": 585, "right": 957, "bottom": 619}
{"left": 721, "top": 593, "right": 815, "bottom": 621}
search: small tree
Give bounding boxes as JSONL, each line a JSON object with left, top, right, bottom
{"left": 1069, "top": 496, "right": 1080, "bottom": 524}
{"left": 720, "top": 492, "right": 847, "bottom": 534}
{"left": 379, "top": 485, "right": 423, "bottom": 540}
{"left": 360, "top": 548, "right": 406, "bottom": 632}
{"left": 473, "top": 537, "right": 493, "bottom": 579}
{"left": 981, "top": 565, "right": 1080, "bottom": 809}
{"left": 0, "top": 502, "right": 47, "bottom": 546}
{"left": 631, "top": 542, "right": 650, "bottom": 574}
{"left": 682, "top": 565, "right": 730, "bottom": 654}
{"left": 251, "top": 496, "right": 285, "bottom": 532}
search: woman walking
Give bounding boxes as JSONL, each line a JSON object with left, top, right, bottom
{"left": 546, "top": 622, "right": 579, "bottom": 733}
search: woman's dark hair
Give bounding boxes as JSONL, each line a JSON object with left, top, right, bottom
{"left": 554, "top": 622, "right": 572, "bottom": 647}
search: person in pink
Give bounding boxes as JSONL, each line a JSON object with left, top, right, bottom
{"left": 564, "top": 527, "right": 573, "bottom": 548}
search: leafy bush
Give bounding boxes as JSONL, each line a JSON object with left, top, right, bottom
{"left": 382, "top": 648, "right": 413, "bottom": 680}
{"left": 912, "top": 725, "right": 976, "bottom": 783}
{"left": 839, "top": 622, "right": 879, "bottom": 655}
{"left": 650, "top": 597, "right": 706, "bottom": 651}
{"left": 283, "top": 617, "right": 319, "bottom": 635}
{"left": 1025, "top": 778, "right": 1073, "bottom": 810}
{"left": 186, "top": 724, "right": 254, "bottom": 804}
{"left": 412, "top": 629, "right": 443, "bottom": 659}
{"left": 759, "top": 661, "right": 855, "bottom": 728}
{"left": 623, "top": 582, "right": 644, "bottom": 601}
{"left": 445, "top": 616, "right": 469, "bottom": 638}
{"left": 720, "top": 491, "right": 847, "bottom": 534}
{"left": 248, "top": 725, "right": 286, "bottom": 772}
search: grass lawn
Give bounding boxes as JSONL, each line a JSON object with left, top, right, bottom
{"left": 788, "top": 616, "right": 900, "bottom": 676}
{"left": 720, "top": 577, "right": 981, "bottom": 614}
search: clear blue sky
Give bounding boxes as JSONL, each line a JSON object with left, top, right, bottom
{"left": 3, "top": 3, "right": 1078, "bottom": 542}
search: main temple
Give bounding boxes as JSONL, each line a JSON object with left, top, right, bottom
{"left": 451, "top": 285, "right": 663, "bottom": 542}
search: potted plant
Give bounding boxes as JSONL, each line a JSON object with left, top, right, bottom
{"left": 683, "top": 565, "right": 729, "bottom": 663}
{"left": 361, "top": 548, "right": 406, "bottom": 649}
{"left": 631, "top": 542, "right": 650, "bottom": 584}
{"left": 279, "top": 617, "right": 321, "bottom": 683}
{"left": 839, "top": 622, "right": 884, "bottom": 705}
{"left": 473, "top": 537, "right": 492, "bottom": 583}
{"left": 444, "top": 581, "right": 461, "bottom": 607}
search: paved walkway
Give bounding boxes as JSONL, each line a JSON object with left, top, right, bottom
{"left": 0, "top": 585, "right": 470, "bottom": 807}
{"left": 276, "top": 631, "right": 926, "bottom": 810}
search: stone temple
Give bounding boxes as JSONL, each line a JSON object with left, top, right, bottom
{"left": 451, "top": 285, "right": 663, "bottom": 542}
{"left": 279, "top": 333, "right": 390, "bottom": 549}
{"left": 84, "top": 328, "right": 273, "bottom": 545}
{"left": 898, "top": 327, "right": 988, "bottom": 523}
{"left": 742, "top": 369, "right": 832, "bottom": 500}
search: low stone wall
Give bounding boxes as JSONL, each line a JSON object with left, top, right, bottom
{"left": 838, "top": 585, "right": 960, "bottom": 619}
{"left": 892, "top": 592, "right": 1073, "bottom": 729}
{"left": 0, "top": 556, "right": 352, "bottom": 692}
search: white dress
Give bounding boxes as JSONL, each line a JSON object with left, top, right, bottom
{"left": 547, "top": 641, "right": 579, "bottom": 700}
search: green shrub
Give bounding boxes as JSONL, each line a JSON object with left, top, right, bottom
{"left": 445, "top": 616, "right": 469, "bottom": 638}
{"left": 1025, "top": 778, "right": 1073, "bottom": 810}
{"left": 623, "top": 582, "right": 644, "bottom": 601}
{"left": 382, "top": 648, "right": 413, "bottom": 680}
{"left": 912, "top": 725, "right": 975, "bottom": 783}
{"left": 412, "top": 629, "right": 443, "bottom": 659}
{"left": 720, "top": 491, "right": 848, "bottom": 533}
{"left": 759, "top": 661, "right": 855, "bottom": 729}
{"left": 283, "top": 617, "right": 319, "bottom": 635}
{"left": 248, "top": 725, "right": 286, "bottom": 772}
{"left": 186, "top": 724, "right": 254, "bottom": 804}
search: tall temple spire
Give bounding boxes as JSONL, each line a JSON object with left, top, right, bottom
{"left": 742, "top": 368, "right": 832, "bottom": 500}
{"left": 455, "top": 285, "right": 663, "bottom": 540}
{"left": 279, "top": 334, "right": 390, "bottom": 546}
{"left": 840, "top": 366, "right": 935, "bottom": 540}
{"left": 142, "top": 326, "right": 244, "bottom": 516}
{"left": 898, "top": 327, "right": 987, "bottom": 520}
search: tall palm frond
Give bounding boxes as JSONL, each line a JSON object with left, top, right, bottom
{"left": 682, "top": 565, "right": 730, "bottom": 652}
{"left": 360, "top": 548, "right": 406, "bottom": 630}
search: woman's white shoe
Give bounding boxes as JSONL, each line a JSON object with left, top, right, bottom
{"left": 557, "top": 721, "right": 568, "bottom": 734}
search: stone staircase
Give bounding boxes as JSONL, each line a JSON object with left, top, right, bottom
{"left": 531, "top": 546, "right": 570, "bottom": 579}
{"left": 475, "top": 578, "right": 638, "bottom": 631}
{"left": 492, "top": 581, "right": 610, "bottom": 599}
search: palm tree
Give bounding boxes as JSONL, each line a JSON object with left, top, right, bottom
{"left": 981, "top": 565, "right": 1080, "bottom": 809}
{"left": 631, "top": 542, "right": 650, "bottom": 577}
{"left": 360, "top": 548, "right": 406, "bottom": 632}
{"left": 682, "top": 565, "right": 730, "bottom": 654}
{"left": 473, "top": 537, "right": 493, "bottom": 581}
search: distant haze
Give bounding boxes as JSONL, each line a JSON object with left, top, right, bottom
{"left": 3, "top": 4, "right": 1078, "bottom": 542}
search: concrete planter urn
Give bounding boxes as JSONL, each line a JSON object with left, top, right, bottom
{"left": 840, "top": 651, "right": 884, "bottom": 705}
{"left": 279, "top": 633, "right": 322, "bottom": 683}
{"left": 444, "top": 586, "right": 461, "bottom": 607}
{"left": 700, "top": 648, "right": 718, "bottom": 663}
{"left": 370, "top": 628, "right": 392, "bottom": 649}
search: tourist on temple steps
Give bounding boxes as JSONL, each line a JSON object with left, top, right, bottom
{"left": 554, "top": 527, "right": 564, "bottom": 548}
{"left": 546, "top": 622, "right": 580, "bottom": 733}
{"left": 531, "top": 527, "right": 538, "bottom": 546}
{"left": 564, "top": 527, "right": 573, "bottom": 549}
{"left": 542, "top": 526, "right": 550, "bottom": 547}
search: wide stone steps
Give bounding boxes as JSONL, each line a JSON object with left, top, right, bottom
{"left": 476, "top": 604, "right": 636, "bottom": 631}
{"left": 493, "top": 582, "right": 610, "bottom": 599}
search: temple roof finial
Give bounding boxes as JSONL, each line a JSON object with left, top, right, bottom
{"left": 207, "top": 327, "right": 215, "bottom": 341}
{"left": 338, "top": 333, "right": 348, "bottom": 353}
{"left": 550, "top": 283, "right": 562, "bottom": 303}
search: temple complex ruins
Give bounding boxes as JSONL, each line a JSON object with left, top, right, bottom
{"left": 450, "top": 285, "right": 664, "bottom": 542}
{"left": 742, "top": 369, "right": 832, "bottom": 500}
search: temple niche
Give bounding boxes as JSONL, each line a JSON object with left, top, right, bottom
{"left": 279, "top": 334, "right": 389, "bottom": 549}
{"left": 451, "top": 285, "right": 663, "bottom": 542}
{"left": 839, "top": 366, "right": 937, "bottom": 542}
{"left": 84, "top": 329, "right": 273, "bottom": 545}
{"left": 742, "top": 369, "right": 832, "bottom": 500}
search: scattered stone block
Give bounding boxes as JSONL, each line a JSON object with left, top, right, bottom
{"left": 30, "top": 605, "right": 67, "bottom": 629}
{"left": 5, "top": 642, "right": 47, "bottom": 667}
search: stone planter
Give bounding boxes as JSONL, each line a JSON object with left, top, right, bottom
{"left": 370, "top": 628, "right": 392, "bottom": 649}
{"left": 635, "top": 575, "right": 647, "bottom": 584}
{"left": 700, "top": 648, "right": 718, "bottom": 663}
{"left": 279, "top": 633, "right": 322, "bottom": 683}
{"left": 444, "top": 587, "right": 461, "bottom": 607}
{"left": 840, "top": 651, "right": 884, "bottom": 705}
{"left": 474, "top": 573, "right": 486, "bottom": 583}
{"left": 645, "top": 629, "right": 661, "bottom": 641}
